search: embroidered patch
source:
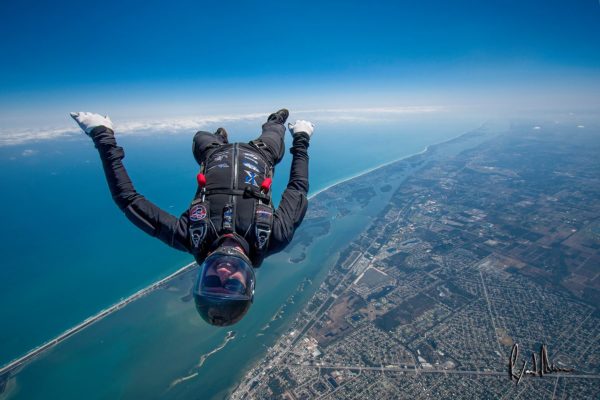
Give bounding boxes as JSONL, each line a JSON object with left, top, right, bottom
{"left": 256, "top": 228, "right": 269, "bottom": 249}
{"left": 255, "top": 204, "right": 272, "bottom": 250}
{"left": 243, "top": 162, "right": 260, "bottom": 173}
{"left": 213, "top": 153, "right": 229, "bottom": 162}
{"left": 207, "top": 162, "right": 229, "bottom": 171}
{"left": 223, "top": 205, "right": 233, "bottom": 230}
{"left": 244, "top": 170, "right": 259, "bottom": 186}
{"left": 191, "top": 232, "right": 201, "bottom": 247}
{"left": 190, "top": 204, "right": 207, "bottom": 221}
{"left": 243, "top": 152, "right": 259, "bottom": 160}
{"left": 213, "top": 150, "right": 229, "bottom": 158}
{"left": 191, "top": 225, "right": 206, "bottom": 247}
{"left": 243, "top": 156, "right": 258, "bottom": 164}
{"left": 255, "top": 209, "right": 273, "bottom": 227}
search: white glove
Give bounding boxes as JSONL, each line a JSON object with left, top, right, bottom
{"left": 288, "top": 120, "right": 315, "bottom": 138}
{"left": 70, "top": 112, "right": 113, "bottom": 136}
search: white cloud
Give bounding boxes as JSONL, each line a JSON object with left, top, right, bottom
{"left": 0, "top": 106, "right": 442, "bottom": 146}
{"left": 21, "top": 149, "right": 38, "bottom": 157}
{"left": 294, "top": 106, "right": 444, "bottom": 123}
{"left": 0, "top": 127, "right": 76, "bottom": 146}
{"left": 115, "top": 112, "right": 266, "bottom": 134}
{"left": 297, "top": 106, "right": 442, "bottom": 114}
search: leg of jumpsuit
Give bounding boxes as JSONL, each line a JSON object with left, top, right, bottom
{"left": 192, "top": 130, "right": 228, "bottom": 166}
{"left": 252, "top": 120, "right": 286, "bottom": 167}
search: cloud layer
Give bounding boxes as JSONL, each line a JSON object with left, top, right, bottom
{"left": 0, "top": 106, "right": 443, "bottom": 146}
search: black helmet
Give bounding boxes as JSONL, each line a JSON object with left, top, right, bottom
{"left": 193, "top": 246, "right": 255, "bottom": 326}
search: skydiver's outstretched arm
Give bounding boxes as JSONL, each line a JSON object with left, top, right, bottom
{"left": 71, "top": 112, "right": 190, "bottom": 252}
{"left": 269, "top": 121, "right": 314, "bottom": 254}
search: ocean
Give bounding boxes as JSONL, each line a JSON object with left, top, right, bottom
{"left": 0, "top": 113, "right": 482, "bottom": 398}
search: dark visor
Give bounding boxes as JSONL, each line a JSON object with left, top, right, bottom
{"left": 203, "top": 275, "right": 247, "bottom": 295}
{"left": 195, "top": 254, "right": 255, "bottom": 300}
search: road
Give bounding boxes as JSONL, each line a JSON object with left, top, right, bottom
{"left": 284, "top": 362, "right": 600, "bottom": 380}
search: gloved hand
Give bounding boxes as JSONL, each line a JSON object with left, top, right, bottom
{"left": 288, "top": 120, "right": 315, "bottom": 138}
{"left": 70, "top": 112, "right": 113, "bottom": 136}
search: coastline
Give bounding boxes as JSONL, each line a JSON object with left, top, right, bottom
{"left": 0, "top": 261, "right": 198, "bottom": 378}
{"left": 307, "top": 146, "right": 428, "bottom": 200}
{"left": 307, "top": 127, "right": 479, "bottom": 200}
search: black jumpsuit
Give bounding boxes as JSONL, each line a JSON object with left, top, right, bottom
{"left": 90, "top": 118, "right": 310, "bottom": 264}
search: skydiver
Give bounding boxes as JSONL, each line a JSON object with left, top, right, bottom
{"left": 71, "top": 109, "right": 314, "bottom": 326}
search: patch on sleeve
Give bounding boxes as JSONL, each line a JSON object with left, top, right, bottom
{"left": 190, "top": 204, "right": 207, "bottom": 221}
{"left": 255, "top": 204, "right": 273, "bottom": 250}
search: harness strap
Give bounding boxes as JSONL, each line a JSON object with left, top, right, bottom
{"left": 249, "top": 139, "right": 273, "bottom": 167}
{"left": 205, "top": 187, "right": 271, "bottom": 203}
{"left": 189, "top": 144, "right": 274, "bottom": 265}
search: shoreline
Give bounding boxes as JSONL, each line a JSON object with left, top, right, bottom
{"left": 0, "top": 126, "right": 483, "bottom": 380}
{"left": 0, "top": 261, "right": 198, "bottom": 378}
{"left": 307, "top": 146, "right": 429, "bottom": 200}
{"left": 307, "top": 127, "right": 479, "bottom": 200}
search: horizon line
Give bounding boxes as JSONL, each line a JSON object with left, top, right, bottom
{"left": 0, "top": 106, "right": 444, "bottom": 147}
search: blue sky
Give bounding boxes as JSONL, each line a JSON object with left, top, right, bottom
{"left": 0, "top": 0, "right": 599, "bottom": 130}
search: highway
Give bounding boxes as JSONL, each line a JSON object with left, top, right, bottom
{"left": 0, "top": 261, "right": 198, "bottom": 377}
{"left": 284, "top": 362, "right": 600, "bottom": 380}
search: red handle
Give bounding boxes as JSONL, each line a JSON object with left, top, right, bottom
{"left": 261, "top": 177, "right": 272, "bottom": 193}
{"left": 197, "top": 173, "right": 207, "bottom": 187}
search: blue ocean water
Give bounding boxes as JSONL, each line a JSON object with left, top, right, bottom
{"left": 0, "top": 114, "right": 480, "bottom": 367}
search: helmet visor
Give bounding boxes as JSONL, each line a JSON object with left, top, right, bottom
{"left": 195, "top": 253, "right": 255, "bottom": 300}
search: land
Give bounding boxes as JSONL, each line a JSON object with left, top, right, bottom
{"left": 232, "top": 122, "right": 600, "bottom": 399}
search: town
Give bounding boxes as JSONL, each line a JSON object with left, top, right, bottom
{"left": 232, "top": 123, "right": 600, "bottom": 399}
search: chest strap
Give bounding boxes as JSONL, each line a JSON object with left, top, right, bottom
{"left": 205, "top": 187, "right": 271, "bottom": 204}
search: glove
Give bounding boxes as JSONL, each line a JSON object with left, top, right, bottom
{"left": 288, "top": 120, "right": 315, "bottom": 138}
{"left": 70, "top": 112, "right": 113, "bottom": 136}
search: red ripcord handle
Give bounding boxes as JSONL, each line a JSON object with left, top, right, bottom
{"left": 197, "top": 173, "right": 207, "bottom": 187}
{"left": 261, "top": 177, "right": 272, "bottom": 193}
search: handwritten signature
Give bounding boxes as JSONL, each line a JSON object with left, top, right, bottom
{"left": 508, "top": 343, "right": 573, "bottom": 384}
